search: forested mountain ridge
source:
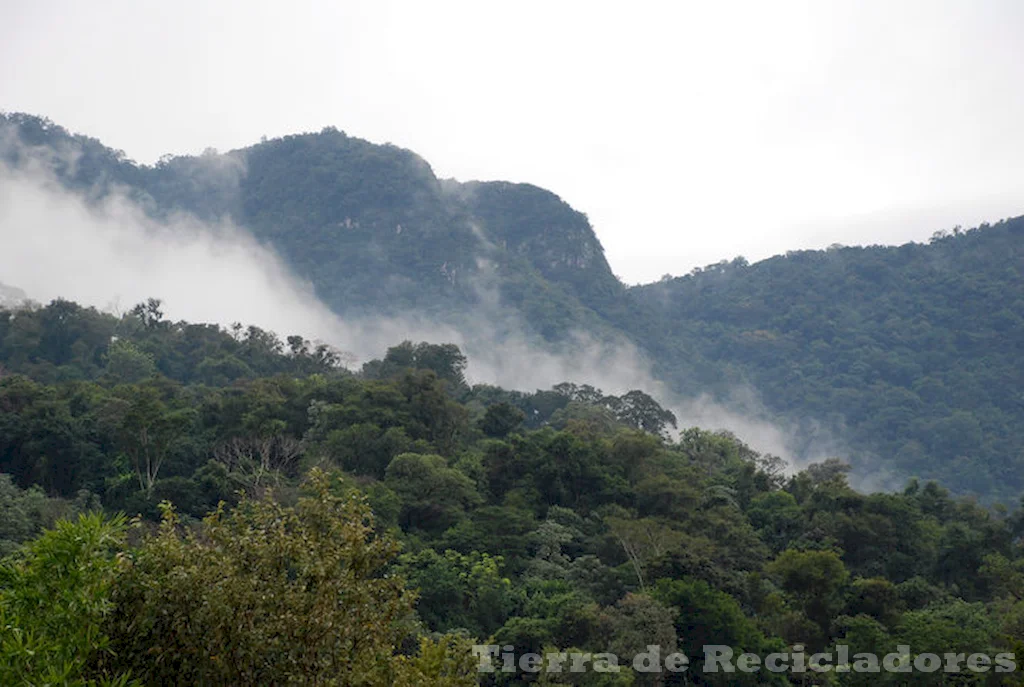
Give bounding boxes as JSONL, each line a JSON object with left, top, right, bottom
{"left": 2, "top": 112, "right": 1024, "bottom": 501}
{"left": 0, "top": 112, "right": 624, "bottom": 340}
{"left": 632, "top": 219, "right": 1024, "bottom": 498}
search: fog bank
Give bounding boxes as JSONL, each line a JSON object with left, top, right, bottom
{"left": 0, "top": 160, "right": 847, "bottom": 475}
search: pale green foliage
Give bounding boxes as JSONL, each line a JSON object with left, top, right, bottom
{"left": 0, "top": 512, "right": 138, "bottom": 686}
{"left": 391, "top": 635, "right": 480, "bottom": 686}
{"left": 104, "top": 468, "right": 476, "bottom": 685}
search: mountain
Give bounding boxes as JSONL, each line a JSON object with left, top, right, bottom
{"left": 632, "top": 223, "right": 1024, "bottom": 497}
{"left": 0, "top": 113, "right": 625, "bottom": 342}
{"left": 2, "top": 112, "right": 1023, "bottom": 502}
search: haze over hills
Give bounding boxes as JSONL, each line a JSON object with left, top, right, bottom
{"left": 1, "top": 112, "right": 1023, "bottom": 502}
{"left": 0, "top": 282, "right": 27, "bottom": 308}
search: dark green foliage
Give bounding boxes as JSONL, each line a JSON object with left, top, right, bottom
{"left": 363, "top": 340, "right": 469, "bottom": 390}
{"left": 7, "top": 111, "right": 1024, "bottom": 499}
{"left": 6, "top": 112, "right": 1024, "bottom": 501}
{"left": 395, "top": 549, "right": 514, "bottom": 637}
{"left": 0, "top": 321, "right": 1021, "bottom": 684}
{"left": 480, "top": 402, "right": 526, "bottom": 438}
{"left": 0, "top": 297, "right": 343, "bottom": 387}
{"left": 385, "top": 453, "right": 482, "bottom": 533}
{"left": 633, "top": 220, "right": 1024, "bottom": 501}
{"left": 4, "top": 113, "right": 1024, "bottom": 683}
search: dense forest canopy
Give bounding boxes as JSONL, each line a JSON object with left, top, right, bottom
{"left": 3, "top": 112, "right": 1022, "bottom": 503}
{"left": 0, "top": 298, "right": 1023, "bottom": 684}
{"left": 633, "top": 220, "right": 1024, "bottom": 500}
{"left": 1, "top": 112, "right": 1024, "bottom": 682}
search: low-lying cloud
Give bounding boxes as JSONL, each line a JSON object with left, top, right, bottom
{"left": 0, "top": 155, "right": 849, "bottom": 478}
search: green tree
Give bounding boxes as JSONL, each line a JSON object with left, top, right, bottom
{"left": 765, "top": 548, "right": 849, "bottom": 648}
{"left": 651, "top": 577, "right": 765, "bottom": 659}
{"left": 480, "top": 402, "right": 526, "bottom": 438}
{"left": 385, "top": 453, "right": 481, "bottom": 533}
{"left": 600, "top": 593, "right": 677, "bottom": 687}
{"left": 104, "top": 340, "right": 156, "bottom": 384}
{"left": 606, "top": 390, "right": 677, "bottom": 438}
{"left": 104, "top": 469, "right": 469, "bottom": 685}
{"left": 0, "top": 512, "right": 137, "bottom": 686}
{"left": 396, "top": 548, "right": 514, "bottom": 636}
{"left": 99, "top": 384, "right": 195, "bottom": 497}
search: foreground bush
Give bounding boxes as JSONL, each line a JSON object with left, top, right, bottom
{"left": 102, "top": 469, "right": 476, "bottom": 685}
{"left": 0, "top": 512, "right": 137, "bottom": 686}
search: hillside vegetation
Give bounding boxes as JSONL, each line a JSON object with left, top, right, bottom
{"left": 2, "top": 112, "right": 1023, "bottom": 501}
{"left": 1, "top": 299, "right": 1024, "bottom": 684}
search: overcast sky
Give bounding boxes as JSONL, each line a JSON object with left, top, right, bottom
{"left": 3, "top": 0, "right": 1023, "bottom": 283}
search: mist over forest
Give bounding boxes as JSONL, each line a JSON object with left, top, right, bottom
{"left": 1, "top": 112, "right": 1023, "bottom": 685}
{"left": 4, "top": 112, "right": 1022, "bottom": 498}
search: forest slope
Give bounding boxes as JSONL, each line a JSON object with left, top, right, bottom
{"left": 2, "top": 112, "right": 1023, "bottom": 500}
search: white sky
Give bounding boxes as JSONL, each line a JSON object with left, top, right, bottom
{"left": 3, "top": 0, "right": 1024, "bottom": 283}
